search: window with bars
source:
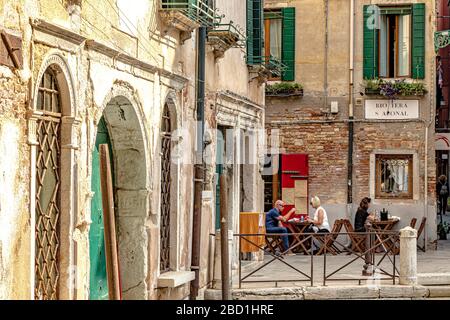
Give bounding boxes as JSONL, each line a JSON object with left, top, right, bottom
{"left": 35, "top": 68, "right": 62, "bottom": 300}
{"left": 375, "top": 154, "right": 413, "bottom": 199}
{"left": 37, "top": 69, "right": 61, "bottom": 114}
{"left": 160, "top": 104, "right": 172, "bottom": 273}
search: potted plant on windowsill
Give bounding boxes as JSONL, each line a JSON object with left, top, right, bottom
{"left": 266, "top": 82, "right": 303, "bottom": 97}
{"left": 363, "top": 79, "right": 427, "bottom": 98}
{"left": 437, "top": 221, "right": 450, "bottom": 240}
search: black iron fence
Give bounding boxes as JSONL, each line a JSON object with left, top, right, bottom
{"left": 235, "top": 230, "right": 400, "bottom": 288}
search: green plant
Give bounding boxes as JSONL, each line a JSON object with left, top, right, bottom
{"left": 363, "top": 79, "right": 427, "bottom": 97}
{"left": 438, "top": 221, "right": 450, "bottom": 234}
{"left": 266, "top": 82, "right": 303, "bottom": 95}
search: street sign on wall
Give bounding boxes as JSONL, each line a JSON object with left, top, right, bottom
{"left": 365, "top": 100, "right": 419, "bottom": 120}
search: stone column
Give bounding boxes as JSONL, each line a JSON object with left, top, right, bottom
{"left": 399, "top": 226, "right": 418, "bottom": 285}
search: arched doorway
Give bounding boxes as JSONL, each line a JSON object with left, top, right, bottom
{"left": 89, "top": 92, "right": 149, "bottom": 300}
{"left": 34, "top": 68, "right": 63, "bottom": 300}
{"left": 32, "top": 53, "right": 77, "bottom": 300}
{"left": 89, "top": 117, "right": 112, "bottom": 300}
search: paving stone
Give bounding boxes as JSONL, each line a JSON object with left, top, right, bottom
{"left": 427, "top": 286, "right": 450, "bottom": 298}
{"left": 303, "top": 286, "right": 379, "bottom": 300}
{"left": 418, "top": 273, "right": 450, "bottom": 285}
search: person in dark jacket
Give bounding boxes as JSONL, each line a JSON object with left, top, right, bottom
{"left": 437, "top": 175, "right": 449, "bottom": 215}
{"left": 354, "top": 197, "right": 374, "bottom": 232}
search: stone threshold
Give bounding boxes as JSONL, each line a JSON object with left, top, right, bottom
{"left": 204, "top": 285, "right": 450, "bottom": 300}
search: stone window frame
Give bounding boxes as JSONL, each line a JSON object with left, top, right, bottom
{"left": 28, "top": 52, "right": 80, "bottom": 300}
{"left": 375, "top": 154, "right": 414, "bottom": 199}
{"left": 370, "top": 149, "right": 419, "bottom": 202}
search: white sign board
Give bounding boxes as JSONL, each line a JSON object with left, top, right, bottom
{"left": 365, "top": 100, "right": 419, "bottom": 120}
{"left": 436, "top": 133, "right": 450, "bottom": 151}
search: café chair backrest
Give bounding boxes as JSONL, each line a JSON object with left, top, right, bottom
{"left": 417, "top": 217, "right": 426, "bottom": 239}
{"left": 410, "top": 218, "right": 417, "bottom": 229}
{"left": 417, "top": 217, "right": 427, "bottom": 252}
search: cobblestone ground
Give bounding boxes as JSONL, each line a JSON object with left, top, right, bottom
{"left": 236, "top": 226, "right": 450, "bottom": 288}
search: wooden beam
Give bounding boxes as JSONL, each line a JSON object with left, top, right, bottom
{"left": 99, "top": 144, "right": 121, "bottom": 300}
{"left": 0, "top": 29, "right": 21, "bottom": 69}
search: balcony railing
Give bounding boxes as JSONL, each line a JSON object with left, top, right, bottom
{"left": 160, "top": 0, "right": 222, "bottom": 32}
{"left": 249, "top": 56, "right": 287, "bottom": 77}
{"left": 207, "top": 21, "right": 245, "bottom": 58}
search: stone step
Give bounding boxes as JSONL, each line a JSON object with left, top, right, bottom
{"left": 418, "top": 273, "right": 450, "bottom": 286}
{"left": 204, "top": 285, "right": 450, "bottom": 300}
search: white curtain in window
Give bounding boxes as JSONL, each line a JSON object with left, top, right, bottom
{"left": 379, "top": 15, "right": 388, "bottom": 77}
{"left": 270, "top": 19, "right": 282, "bottom": 60}
{"left": 398, "top": 14, "right": 411, "bottom": 77}
{"left": 388, "top": 161, "right": 409, "bottom": 193}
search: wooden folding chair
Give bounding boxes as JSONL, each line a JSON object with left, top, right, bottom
{"left": 316, "top": 219, "right": 344, "bottom": 255}
{"left": 342, "top": 219, "right": 366, "bottom": 254}
{"left": 410, "top": 217, "right": 417, "bottom": 229}
{"left": 265, "top": 235, "right": 284, "bottom": 255}
{"left": 417, "top": 217, "right": 427, "bottom": 252}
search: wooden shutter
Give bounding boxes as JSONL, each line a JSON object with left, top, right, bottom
{"left": 246, "top": 0, "right": 254, "bottom": 64}
{"left": 246, "top": 0, "right": 263, "bottom": 65}
{"left": 282, "top": 7, "right": 296, "bottom": 81}
{"left": 363, "top": 5, "right": 378, "bottom": 79}
{"left": 412, "top": 3, "right": 425, "bottom": 79}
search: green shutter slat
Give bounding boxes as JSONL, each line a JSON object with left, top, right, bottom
{"left": 247, "top": 0, "right": 263, "bottom": 65}
{"left": 412, "top": 3, "right": 425, "bottom": 79}
{"left": 282, "top": 7, "right": 296, "bottom": 81}
{"left": 363, "top": 5, "right": 378, "bottom": 79}
{"left": 253, "top": 0, "right": 263, "bottom": 62}
{"left": 246, "top": 0, "right": 254, "bottom": 64}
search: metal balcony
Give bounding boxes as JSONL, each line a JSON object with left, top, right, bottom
{"left": 207, "top": 21, "right": 245, "bottom": 58}
{"left": 160, "top": 0, "right": 221, "bottom": 32}
{"left": 249, "top": 56, "right": 287, "bottom": 77}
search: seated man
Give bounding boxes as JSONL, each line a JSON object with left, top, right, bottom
{"left": 266, "top": 200, "right": 296, "bottom": 254}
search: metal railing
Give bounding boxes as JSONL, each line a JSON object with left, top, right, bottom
{"left": 208, "top": 21, "right": 246, "bottom": 48}
{"left": 235, "top": 230, "right": 399, "bottom": 288}
{"left": 247, "top": 56, "right": 288, "bottom": 77}
{"left": 160, "top": 0, "right": 222, "bottom": 28}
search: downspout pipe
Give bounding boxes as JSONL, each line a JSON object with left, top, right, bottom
{"left": 348, "top": 0, "right": 355, "bottom": 207}
{"left": 190, "top": 26, "right": 207, "bottom": 300}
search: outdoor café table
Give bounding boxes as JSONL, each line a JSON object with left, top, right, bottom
{"left": 285, "top": 220, "right": 312, "bottom": 254}
{"left": 370, "top": 218, "right": 400, "bottom": 254}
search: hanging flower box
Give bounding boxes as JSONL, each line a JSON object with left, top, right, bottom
{"left": 363, "top": 79, "right": 427, "bottom": 99}
{"left": 266, "top": 82, "right": 304, "bottom": 97}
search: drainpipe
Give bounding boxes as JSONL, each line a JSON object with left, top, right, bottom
{"left": 324, "top": 0, "right": 329, "bottom": 111}
{"left": 348, "top": 0, "right": 355, "bottom": 207}
{"left": 190, "top": 26, "right": 207, "bottom": 300}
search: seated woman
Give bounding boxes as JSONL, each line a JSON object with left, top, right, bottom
{"left": 307, "top": 196, "right": 330, "bottom": 233}
{"left": 354, "top": 197, "right": 374, "bottom": 232}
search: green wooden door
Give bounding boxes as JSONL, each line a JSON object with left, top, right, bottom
{"left": 89, "top": 117, "right": 112, "bottom": 300}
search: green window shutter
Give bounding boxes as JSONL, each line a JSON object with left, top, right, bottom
{"left": 412, "top": 3, "right": 425, "bottom": 79}
{"left": 246, "top": 0, "right": 254, "bottom": 64}
{"left": 246, "top": 0, "right": 263, "bottom": 65}
{"left": 363, "top": 5, "right": 378, "bottom": 79}
{"left": 282, "top": 7, "right": 296, "bottom": 81}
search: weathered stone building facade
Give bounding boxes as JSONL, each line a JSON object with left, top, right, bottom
{"left": 0, "top": 0, "right": 265, "bottom": 299}
{"left": 264, "top": 0, "right": 437, "bottom": 246}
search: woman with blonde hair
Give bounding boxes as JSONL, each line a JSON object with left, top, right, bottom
{"left": 307, "top": 196, "right": 331, "bottom": 233}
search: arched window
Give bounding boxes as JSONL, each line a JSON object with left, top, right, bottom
{"left": 35, "top": 68, "right": 62, "bottom": 300}
{"left": 160, "top": 104, "right": 172, "bottom": 273}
